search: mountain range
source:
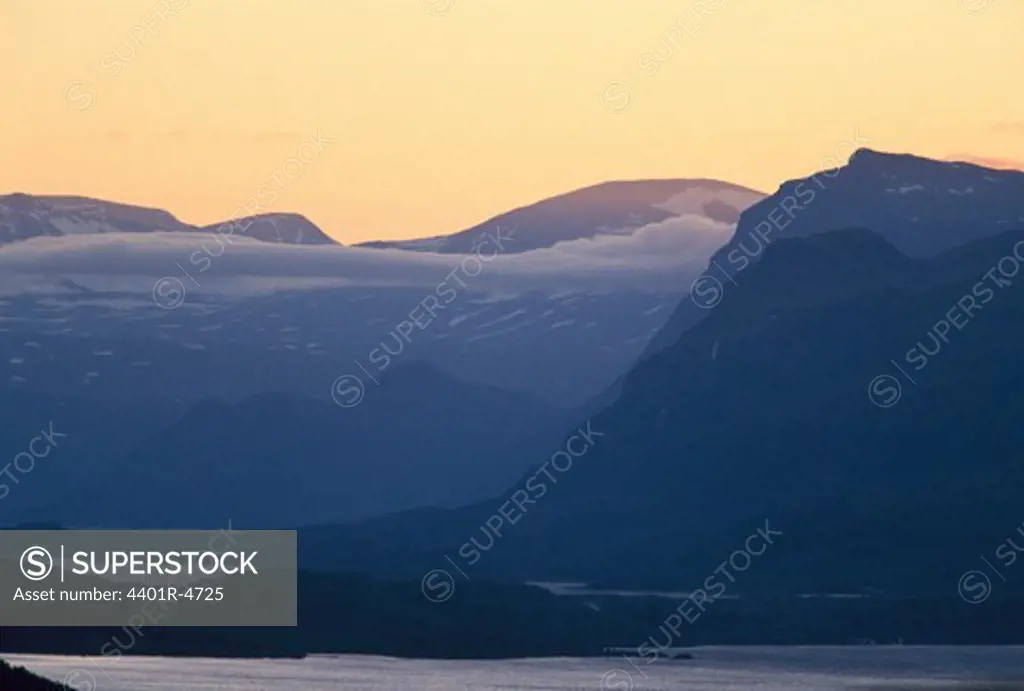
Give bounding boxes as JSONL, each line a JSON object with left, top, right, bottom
{"left": 294, "top": 151, "right": 1024, "bottom": 603}
{"left": 17, "top": 363, "right": 578, "bottom": 528}
{"left": 0, "top": 194, "right": 337, "bottom": 246}
{"left": 0, "top": 179, "right": 765, "bottom": 253}
{"left": 645, "top": 148, "right": 1024, "bottom": 354}
{"left": 0, "top": 177, "right": 757, "bottom": 529}
{"left": 0, "top": 178, "right": 754, "bottom": 411}
{"left": 358, "top": 179, "right": 763, "bottom": 253}
{"left": 4, "top": 150, "right": 1024, "bottom": 631}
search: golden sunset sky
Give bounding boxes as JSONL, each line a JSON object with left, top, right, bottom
{"left": 1, "top": 0, "right": 1022, "bottom": 243}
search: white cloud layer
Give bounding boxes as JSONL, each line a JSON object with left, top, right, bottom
{"left": 0, "top": 214, "right": 735, "bottom": 297}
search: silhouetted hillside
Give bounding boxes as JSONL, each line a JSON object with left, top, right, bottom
{"left": 0, "top": 659, "right": 69, "bottom": 691}
{"left": 646, "top": 149, "right": 1024, "bottom": 354}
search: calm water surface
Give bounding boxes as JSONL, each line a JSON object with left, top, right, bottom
{"left": 8, "top": 647, "right": 1024, "bottom": 690}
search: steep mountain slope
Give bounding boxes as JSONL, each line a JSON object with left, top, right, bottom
{"left": 644, "top": 149, "right": 1024, "bottom": 355}
{"left": 730, "top": 149, "right": 1024, "bottom": 259}
{"left": 303, "top": 226, "right": 1024, "bottom": 599}
{"left": 359, "top": 179, "right": 765, "bottom": 253}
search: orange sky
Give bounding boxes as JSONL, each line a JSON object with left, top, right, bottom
{"left": 1, "top": 0, "right": 1022, "bottom": 243}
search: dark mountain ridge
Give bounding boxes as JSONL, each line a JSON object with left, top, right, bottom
{"left": 26, "top": 362, "right": 577, "bottom": 528}
{"left": 644, "top": 148, "right": 1024, "bottom": 355}
{"left": 301, "top": 224, "right": 1024, "bottom": 600}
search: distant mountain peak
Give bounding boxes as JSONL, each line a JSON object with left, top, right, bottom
{"left": 0, "top": 194, "right": 338, "bottom": 247}
{"left": 844, "top": 147, "right": 931, "bottom": 173}
{"left": 847, "top": 147, "right": 909, "bottom": 163}
{"left": 201, "top": 212, "right": 336, "bottom": 246}
{"left": 359, "top": 178, "right": 766, "bottom": 254}
{"left": 846, "top": 147, "right": 1024, "bottom": 180}
{"left": 741, "top": 149, "right": 1024, "bottom": 259}
{"left": 642, "top": 150, "right": 1024, "bottom": 356}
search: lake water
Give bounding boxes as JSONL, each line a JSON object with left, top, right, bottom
{"left": 7, "top": 647, "right": 1024, "bottom": 690}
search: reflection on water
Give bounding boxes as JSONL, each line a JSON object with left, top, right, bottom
{"left": 7, "top": 647, "right": 1024, "bottom": 690}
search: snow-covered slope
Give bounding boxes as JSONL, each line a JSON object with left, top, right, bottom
{"left": 0, "top": 194, "right": 336, "bottom": 246}
{"left": 198, "top": 213, "right": 336, "bottom": 245}
{"left": 0, "top": 203, "right": 739, "bottom": 404}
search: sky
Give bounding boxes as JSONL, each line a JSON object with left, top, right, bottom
{"left": 1, "top": 0, "right": 1022, "bottom": 244}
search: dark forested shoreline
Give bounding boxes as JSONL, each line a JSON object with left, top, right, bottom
{"left": 1, "top": 659, "right": 70, "bottom": 691}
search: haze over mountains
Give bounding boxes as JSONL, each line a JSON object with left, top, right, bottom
{"left": 310, "top": 226, "right": 1024, "bottom": 592}
{"left": 4, "top": 151, "right": 1024, "bottom": 648}
{"left": 0, "top": 177, "right": 759, "bottom": 529}
{"left": 291, "top": 150, "right": 1024, "bottom": 603}
{"left": 23, "top": 363, "right": 579, "bottom": 528}
{"left": 0, "top": 178, "right": 756, "bottom": 411}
